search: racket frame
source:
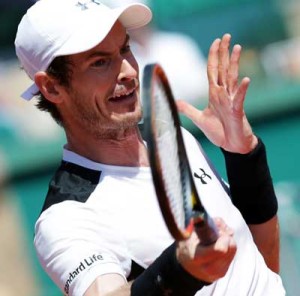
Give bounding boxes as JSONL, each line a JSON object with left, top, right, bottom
{"left": 143, "top": 63, "right": 207, "bottom": 241}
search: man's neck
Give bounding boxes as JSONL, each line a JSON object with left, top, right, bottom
{"left": 65, "top": 126, "right": 149, "bottom": 167}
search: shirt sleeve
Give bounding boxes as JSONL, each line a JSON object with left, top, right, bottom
{"left": 34, "top": 201, "right": 131, "bottom": 296}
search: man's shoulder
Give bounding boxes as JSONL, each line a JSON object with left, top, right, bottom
{"left": 41, "top": 161, "right": 102, "bottom": 213}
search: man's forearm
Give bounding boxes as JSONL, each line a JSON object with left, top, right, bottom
{"left": 106, "top": 283, "right": 132, "bottom": 296}
{"left": 221, "top": 137, "right": 278, "bottom": 224}
{"left": 249, "top": 215, "right": 280, "bottom": 273}
{"left": 221, "top": 137, "right": 280, "bottom": 272}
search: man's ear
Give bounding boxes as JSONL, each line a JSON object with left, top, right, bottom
{"left": 34, "top": 71, "right": 64, "bottom": 103}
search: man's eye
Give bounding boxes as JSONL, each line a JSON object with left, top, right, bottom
{"left": 92, "top": 59, "right": 107, "bottom": 67}
{"left": 121, "top": 44, "right": 131, "bottom": 54}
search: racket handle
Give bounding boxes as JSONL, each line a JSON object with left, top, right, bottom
{"left": 193, "top": 213, "right": 218, "bottom": 246}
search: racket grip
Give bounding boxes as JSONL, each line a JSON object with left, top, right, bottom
{"left": 194, "top": 213, "right": 218, "bottom": 246}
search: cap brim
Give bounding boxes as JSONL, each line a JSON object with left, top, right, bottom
{"left": 21, "top": 83, "right": 40, "bottom": 100}
{"left": 118, "top": 3, "right": 152, "bottom": 30}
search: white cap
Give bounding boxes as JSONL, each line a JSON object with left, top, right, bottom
{"left": 104, "top": 0, "right": 149, "bottom": 7}
{"left": 15, "top": 0, "right": 152, "bottom": 100}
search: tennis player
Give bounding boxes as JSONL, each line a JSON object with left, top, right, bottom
{"left": 15, "top": 0, "right": 285, "bottom": 295}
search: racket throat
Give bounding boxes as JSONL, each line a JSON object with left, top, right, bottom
{"left": 192, "top": 211, "right": 205, "bottom": 225}
{"left": 192, "top": 211, "right": 219, "bottom": 246}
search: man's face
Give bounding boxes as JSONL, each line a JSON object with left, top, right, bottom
{"left": 60, "top": 21, "right": 142, "bottom": 138}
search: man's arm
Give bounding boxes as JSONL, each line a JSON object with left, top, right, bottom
{"left": 249, "top": 216, "right": 280, "bottom": 273}
{"left": 176, "top": 33, "right": 280, "bottom": 273}
{"left": 84, "top": 274, "right": 128, "bottom": 296}
{"left": 221, "top": 138, "right": 279, "bottom": 273}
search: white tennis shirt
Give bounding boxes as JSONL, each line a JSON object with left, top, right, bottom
{"left": 34, "top": 128, "right": 285, "bottom": 296}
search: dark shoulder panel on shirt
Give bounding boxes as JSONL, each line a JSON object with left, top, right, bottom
{"left": 40, "top": 161, "right": 101, "bottom": 213}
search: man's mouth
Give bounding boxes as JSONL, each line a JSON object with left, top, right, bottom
{"left": 109, "top": 88, "right": 136, "bottom": 102}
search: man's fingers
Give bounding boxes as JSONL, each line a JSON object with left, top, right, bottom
{"left": 218, "top": 34, "right": 231, "bottom": 87}
{"left": 176, "top": 100, "right": 204, "bottom": 125}
{"left": 234, "top": 77, "right": 251, "bottom": 111}
{"left": 214, "top": 217, "right": 234, "bottom": 236}
{"left": 227, "top": 44, "right": 242, "bottom": 94}
{"left": 207, "top": 38, "right": 221, "bottom": 86}
{"left": 195, "top": 228, "right": 237, "bottom": 266}
{"left": 214, "top": 233, "right": 237, "bottom": 255}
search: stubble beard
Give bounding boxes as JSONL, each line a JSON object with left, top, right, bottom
{"left": 73, "top": 99, "right": 143, "bottom": 140}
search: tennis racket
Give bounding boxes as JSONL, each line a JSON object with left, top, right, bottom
{"left": 143, "top": 63, "right": 218, "bottom": 245}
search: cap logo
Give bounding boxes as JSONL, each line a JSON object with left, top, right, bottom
{"left": 76, "top": 0, "right": 101, "bottom": 10}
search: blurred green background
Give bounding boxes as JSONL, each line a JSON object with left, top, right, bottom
{"left": 0, "top": 0, "right": 300, "bottom": 295}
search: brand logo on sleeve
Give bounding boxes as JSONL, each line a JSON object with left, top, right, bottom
{"left": 76, "top": 0, "right": 101, "bottom": 10}
{"left": 64, "top": 254, "right": 104, "bottom": 294}
{"left": 194, "top": 168, "right": 212, "bottom": 185}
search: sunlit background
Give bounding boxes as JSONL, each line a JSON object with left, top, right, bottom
{"left": 0, "top": 0, "right": 299, "bottom": 295}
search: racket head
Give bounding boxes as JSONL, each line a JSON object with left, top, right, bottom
{"left": 143, "top": 63, "right": 200, "bottom": 240}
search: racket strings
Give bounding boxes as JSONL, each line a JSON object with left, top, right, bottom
{"left": 153, "top": 78, "right": 189, "bottom": 229}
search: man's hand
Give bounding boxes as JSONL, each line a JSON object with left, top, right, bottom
{"left": 176, "top": 217, "right": 237, "bottom": 283}
{"left": 176, "top": 33, "right": 258, "bottom": 154}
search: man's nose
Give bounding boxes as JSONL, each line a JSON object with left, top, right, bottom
{"left": 118, "top": 59, "right": 138, "bottom": 82}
